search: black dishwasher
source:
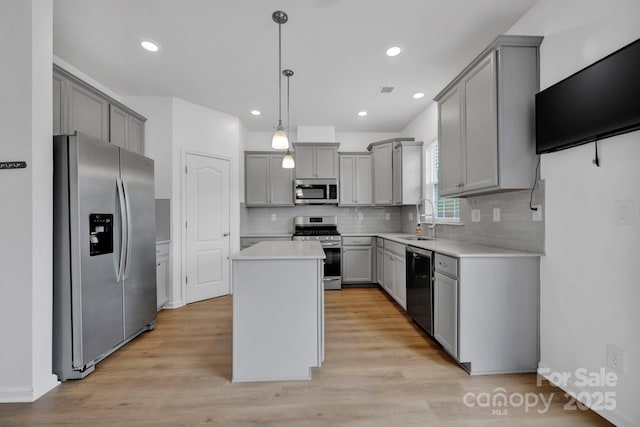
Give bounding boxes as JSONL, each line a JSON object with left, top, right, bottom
{"left": 406, "top": 246, "right": 433, "bottom": 336}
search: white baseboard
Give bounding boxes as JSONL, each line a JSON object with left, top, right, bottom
{"left": 162, "top": 300, "right": 185, "bottom": 309}
{"left": 0, "top": 374, "right": 59, "bottom": 403}
{"left": 538, "top": 362, "right": 635, "bottom": 426}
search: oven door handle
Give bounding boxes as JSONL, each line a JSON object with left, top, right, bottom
{"left": 321, "top": 242, "right": 341, "bottom": 247}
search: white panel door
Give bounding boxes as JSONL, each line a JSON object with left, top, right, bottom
{"left": 186, "top": 153, "right": 230, "bottom": 303}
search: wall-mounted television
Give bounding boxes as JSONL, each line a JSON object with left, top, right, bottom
{"left": 535, "top": 37, "right": 640, "bottom": 154}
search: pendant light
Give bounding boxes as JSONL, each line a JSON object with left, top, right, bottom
{"left": 271, "top": 11, "right": 289, "bottom": 150}
{"left": 282, "top": 69, "right": 295, "bottom": 169}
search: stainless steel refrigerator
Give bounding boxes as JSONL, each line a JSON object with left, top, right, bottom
{"left": 53, "top": 132, "right": 156, "bottom": 380}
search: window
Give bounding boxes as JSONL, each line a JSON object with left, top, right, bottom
{"left": 425, "top": 141, "right": 460, "bottom": 221}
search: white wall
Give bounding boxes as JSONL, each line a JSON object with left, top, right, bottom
{"left": 53, "top": 55, "right": 123, "bottom": 103}
{"left": 245, "top": 131, "right": 299, "bottom": 150}
{"left": 508, "top": 1, "right": 640, "bottom": 425}
{"left": 121, "top": 96, "right": 174, "bottom": 199}
{"left": 244, "top": 130, "right": 401, "bottom": 152}
{"left": 0, "top": 0, "right": 59, "bottom": 402}
{"left": 122, "top": 96, "right": 243, "bottom": 308}
{"left": 400, "top": 102, "right": 438, "bottom": 146}
{"left": 171, "top": 98, "right": 242, "bottom": 306}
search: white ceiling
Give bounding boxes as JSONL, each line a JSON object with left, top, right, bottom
{"left": 53, "top": 0, "right": 537, "bottom": 133}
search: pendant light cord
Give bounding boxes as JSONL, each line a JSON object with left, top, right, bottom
{"left": 286, "top": 72, "right": 290, "bottom": 137}
{"left": 278, "top": 22, "right": 282, "bottom": 127}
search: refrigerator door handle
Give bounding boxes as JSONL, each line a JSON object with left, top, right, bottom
{"left": 122, "top": 179, "right": 133, "bottom": 279}
{"left": 116, "top": 178, "right": 128, "bottom": 281}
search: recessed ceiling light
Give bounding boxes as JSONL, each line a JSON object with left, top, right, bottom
{"left": 386, "top": 46, "right": 402, "bottom": 57}
{"left": 413, "top": 92, "right": 425, "bottom": 99}
{"left": 358, "top": 111, "right": 368, "bottom": 117}
{"left": 250, "top": 110, "right": 261, "bottom": 116}
{"left": 140, "top": 40, "right": 160, "bottom": 52}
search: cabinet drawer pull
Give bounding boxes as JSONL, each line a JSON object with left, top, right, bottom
{"left": 440, "top": 262, "right": 448, "bottom": 268}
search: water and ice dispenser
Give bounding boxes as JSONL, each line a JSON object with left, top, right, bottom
{"left": 89, "top": 214, "right": 113, "bottom": 256}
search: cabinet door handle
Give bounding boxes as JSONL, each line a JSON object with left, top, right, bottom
{"left": 223, "top": 232, "right": 231, "bottom": 237}
{"left": 440, "top": 262, "right": 448, "bottom": 268}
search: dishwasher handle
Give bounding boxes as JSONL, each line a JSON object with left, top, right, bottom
{"left": 406, "top": 246, "right": 432, "bottom": 258}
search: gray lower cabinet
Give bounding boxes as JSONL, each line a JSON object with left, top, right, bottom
{"left": 156, "top": 242, "right": 170, "bottom": 311}
{"left": 380, "top": 239, "right": 406, "bottom": 310}
{"left": 434, "top": 35, "right": 543, "bottom": 198}
{"left": 53, "top": 65, "right": 146, "bottom": 154}
{"left": 244, "top": 152, "right": 294, "bottom": 207}
{"left": 434, "top": 263, "right": 458, "bottom": 358}
{"left": 376, "top": 243, "right": 384, "bottom": 286}
{"left": 432, "top": 252, "right": 540, "bottom": 374}
{"left": 341, "top": 236, "right": 373, "bottom": 283}
{"left": 339, "top": 153, "right": 372, "bottom": 206}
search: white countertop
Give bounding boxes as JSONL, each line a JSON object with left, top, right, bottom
{"left": 240, "top": 233, "right": 292, "bottom": 238}
{"left": 375, "top": 233, "right": 542, "bottom": 258}
{"left": 231, "top": 240, "right": 326, "bottom": 260}
{"left": 156, "top": 240, "right": 171, "bottom": 245}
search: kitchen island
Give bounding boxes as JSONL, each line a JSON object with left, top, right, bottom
{"left": 230, "top": 241, "right": 325, "bottom": 382}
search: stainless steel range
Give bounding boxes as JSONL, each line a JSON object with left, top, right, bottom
{"left": 292, "top": 216, "right": 341, "bottom": 290}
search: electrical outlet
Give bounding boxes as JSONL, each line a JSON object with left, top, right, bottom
{"left": 357, "top": 212, "right": 364, "bottom": 220}
{"left": 408, "top": 212, "right": 414, "bottom": 221}
{"left": 471, "top": 209, "right": 481, "bottom": 222}
{"left": 385, "top": 212, "right": 391, "bottom": 220}
{"left": 271, "top": 214, "right": 277, "bottom": 222}
{"left": 615, "top": 200, "right": 635, "bottom": 225}
{"left": 607, "top": 343, "right": 626, "bottom": 373}
{"left": 493, "top": 208, "right": 500, "bottom": 222}
{"left": 532, "top": 205, "right": 542, "bottom": 222}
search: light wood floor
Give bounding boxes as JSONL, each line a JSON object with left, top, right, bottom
{"left": 1, "top": 288, "right": 611, "bottom": 426}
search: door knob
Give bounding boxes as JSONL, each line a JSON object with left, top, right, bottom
{"left": 223, "top": 232, "right": 231, "bottom": 237}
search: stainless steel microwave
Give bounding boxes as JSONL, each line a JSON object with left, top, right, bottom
{"left": 294, "top": 179, "right": 338, "bottom": 204}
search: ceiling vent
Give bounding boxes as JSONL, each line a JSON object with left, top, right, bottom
{"left": 376, "top": 85, "right": 395, "bottom": 98}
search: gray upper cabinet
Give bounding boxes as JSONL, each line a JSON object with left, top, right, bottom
{"left": 392, "top": 141, "right": 423, "bottom": 205}
{"left": 434, "top": 35, "right": 543, "bottom": 198}
{"left": 370, "top": 142, "right": 393, "bottom": 205}
{"left": 244, "top": 152, "right": 293, "bottom": 207}
{"left": 127, "top": 114, "right": 145, "bottom": 154}
{"left": 52, "top": 72, "right": 66, "bottom": 136}
{"left": 438, "top": 87, "right": 464, "bottom": 196}
{"left": 109, "top": 104, "right": 128, "bottom": 148}
{"left": 53, "top": 65, "right": 146, "bottom": 154}
{"left": 293, "top": 143, "right": 339, "bottom": 179}
{"left": 108, "top": 104, "right": 145, "bottom": 154}
{"left": 339, "top": 153, "right": 372, "bottom": 206}
{"left": 368, "top": 138, "right": 419, "bottom": 206}
{"left": 68, "top": 80, "right": 109, "bottom": 141}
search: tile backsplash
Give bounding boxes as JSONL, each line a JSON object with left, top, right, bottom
{"left": 241, "top": 204, "right": 403, "bottom": 234}
{"left": 155, "top": 198, "right": 171, "bottom": 241}
{"left": 401, "top": 182, "right": 545, "bottom": 253}
{"left": 242, "top": 182, "right": 545, "bottom": 253}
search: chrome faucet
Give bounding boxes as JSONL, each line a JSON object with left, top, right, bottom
{"left": 416, "top": 198, "right": 436, "bottom": 239}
